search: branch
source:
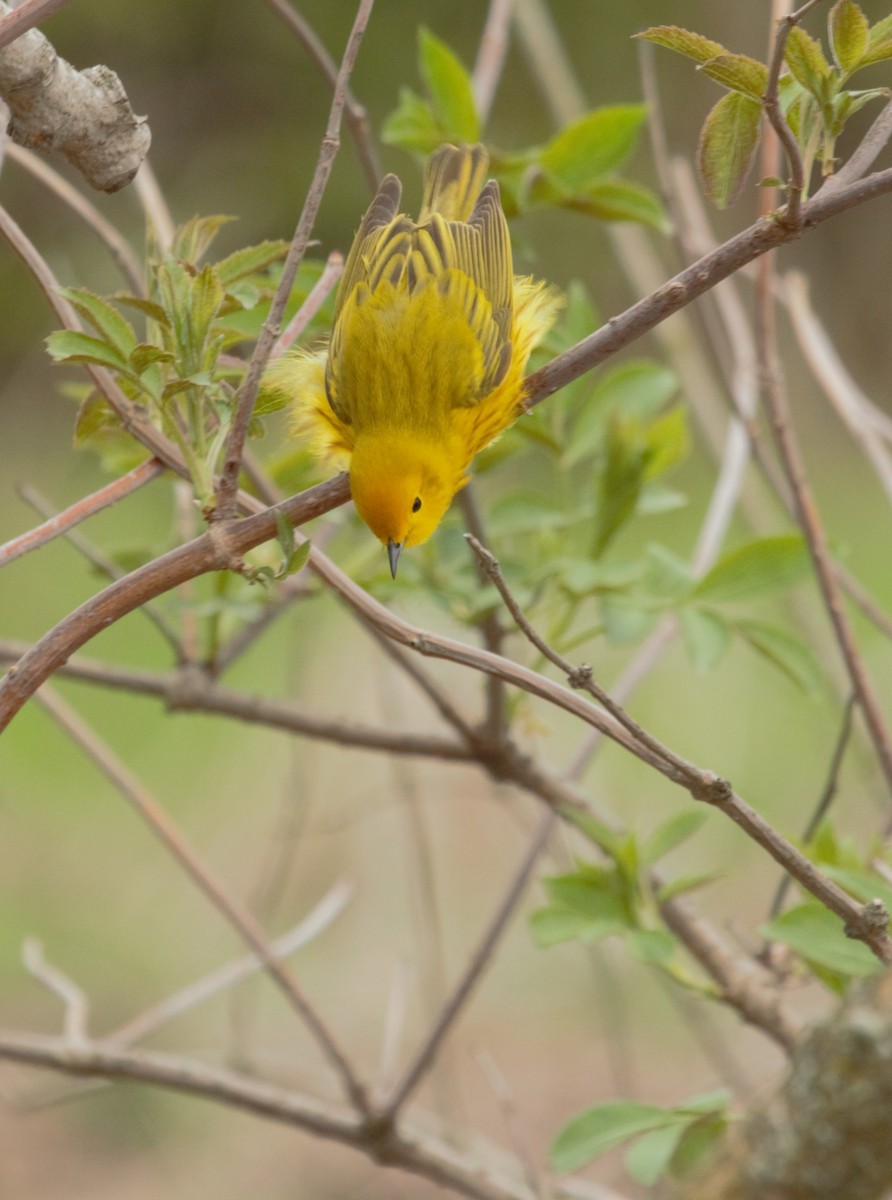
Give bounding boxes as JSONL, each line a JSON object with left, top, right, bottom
{"left": 0, "top": 0, "right": 150, "bottom": 191}
{"left": 0, "top": 459, "right": 163, "bottom": 566}
{"left": 214, "top": 0, "right": 375, "bottom": 519}
{"left": 0, "top": 640, "right": 474, "bottom": 761}
{"left": 34, "top": 683, "right": 369, "bottom": 1113}
{"left": 762, "top": 0, "right": 828, "bottom": 228}
{"left": 523, "top": 165, "right": 892, "bottom": 408}
{"left": 261, "top": 0, "right": 381, "bottom": 194}
{"left": 381, "top": 810, "right": 556, "bottom": 1120}
{"left": 5, "top": 142, "right": 145, "bottom": 291}
{"left": 0, "top": 1030, "right": 538, "bottom": 1200}
{"left": 472, "top": 0, "right": 515, "bottom": 124}
{"left": 0, "top": 472, "right": 349, "bottom": 731}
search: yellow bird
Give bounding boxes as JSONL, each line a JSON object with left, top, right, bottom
{"left": 268, "top": 143, "right": 560, "bottom": 576}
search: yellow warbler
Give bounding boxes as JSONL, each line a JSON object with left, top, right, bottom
{"left": 269, "top": 143, "right": 560, "bottom": 575}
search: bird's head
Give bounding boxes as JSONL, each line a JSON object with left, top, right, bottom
{"left": 349, "top": 435, "right": 460, "bottom": 576}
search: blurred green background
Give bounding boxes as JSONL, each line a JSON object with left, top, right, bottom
{"left": 2, "top": 2, "right": 892, "bottom": 1197}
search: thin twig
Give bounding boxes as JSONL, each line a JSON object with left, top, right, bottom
{"left": 132, "top": 158, "right": 176, "bottom": 254}
{"left": 472, "top": 0, "right": 515, "bottom": 124}
{"left": 16, "top": 482, "right": 183, "bottom": 656}
{"left": 262, "top": 0, "right": 381, "bottom": 194}
{"left": 381, "top": 809, "right": 557, "bottom": 1120}
{"left": 34, "top": 683, "right": 370, "bottom": 1113}
{"left": 459, "top": 487, "right": 508, "bottom": 742}
{"left": 22, "top": 939, "right": 88, "bottom": 1044}
{"left": 6, "top": 142, "right": 145, "bottom": 292}
{"left": 784, "top": 270, "right": 892, "bottom": 508}
{"left": 755, "top": 202, "right": 892, "bottom": 814}
{"left": 273, "top": 249, "right": 344, "bottom": 356}
{"left": 215, "top": 0, "right": 375, "bottom": 520}
{"left": 0, "top": 640, "right": 472, "bottom": 761}
{"left": 0, "top": 0, "right": 77, "bottom": 51}
{"left": 0, "top": 1029, "right": 539, "bottom": 1200}
{"left": 0, "top": 459, "right": 163, "bottom": 566}
{"left": 763, "top": 0, "right": 829, "bottom": 228}
{"left": 768, "top": 695, "right": 857, "bottom": 922}
{"left": 819, "top": 97, "right": 892, "bottom": 192}
{"left": 473, "top": 1047, "right": 544, "bottom": 1200}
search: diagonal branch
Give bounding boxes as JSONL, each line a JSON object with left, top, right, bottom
{"left": 214, "top": 0, "right": 375, "bottom": 520}
{"left": 34, "top": 683, "right": 369, "bottom": 1113}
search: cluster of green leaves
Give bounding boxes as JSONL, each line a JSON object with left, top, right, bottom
{"left": 46, "top": 218, "right": 335, "bottom": 510}
{"left": 530, "top": 806, "right": 716, "bottom": 976}
{"left": 639, "top": 1, "right": 892, "bottom": 208}
{"left": 383, "top": 27, "right": 666, "bottom": 228}
{"left": 552, "top": 1090, "right": 729, "bottom": 1186}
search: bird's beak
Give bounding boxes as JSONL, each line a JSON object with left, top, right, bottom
{"left": 387, "top": 538, "right": 402, "bottom": 579}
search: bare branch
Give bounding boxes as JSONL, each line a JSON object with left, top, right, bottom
{"left": 34, "top": 684, "right": 369, "bottom": 1113}
{"left": 16, "top": 482, "right": 183, "bottom": 656}
{"left": 459, "top": 486, "right": 508, "bottom": 742}
{"left": 523, "top": 165, "right": 892, "bottom": 409}
{"left": 5, "top": 142, "right": 145, "bottom": 292}
{"left": 22, "top": 938, "right": 88, "bottom": 1044}
{"left": 215, "top": 0, "right": 375, "bottom": 519}
{"left": 0, "top": 459, "right": 163, "bottom": 567}
{"left": 0, "top": 0, "right": 150, "bottom": 191}
{"left": 273, "top": 250, "right": 344, "bottom": 356}
{"left": 262, "top": 0, "right": 381, "bottom": 193}
{"left": 382, "top": 810, "right": 556, "bottom": 1120}
{"left": 472, "top": 0, "right": 515, "bottom": 123}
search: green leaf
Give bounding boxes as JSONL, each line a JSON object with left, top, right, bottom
{"left": 551, "top": 1102, "right": 672, "bottom": 1173}
{"left": 644, "top": 543, "right": 694, "bottom": 601}
{"left": 635, "top": 26, "right": 727, "bottom": 65}
{"left": 418, "top": 28, "right": 479, "bottom": 141}
{"left": 56, "top": 287, "right": 138, "bottom": 358}
{"left": 544, "top": 873, "right": 630, "bottom": 925}
{"left": 539, "top": 105, "right": 647, "bottom": 188}
{"left": 679, "top": 606, "right": 732, "bottom": 673}
{"left": 643, "top": 809, "right": 709, "bottom": 866}
{"left": 45, "top": 330, "right": 128, "bottom": 371}
{"left": 593, "top": 419, "right": 649, "bottom": 557}
{"left": 381, "top": 87, "right": 443, "bottom": 153}
{"left": 862, "top": 15, "right": 892, "bottom": 65}
{"left": 784, "top": 25, "right": 833, "bottom": 100}
{"left": 830, "top": 0, "right": 869, "bottom": 74}
{"left": 171, "top": 214, "right": 234, "bottom": 264}
{"left": 214, "top": 240, "right": 290, "bottom": 286}
{"left": 692, "top": 534, "right": 810, "bottom": 604}
{"left": 190, "top": 264, "right": 226, "bottom": 360}
{"left": 529, "top": 906, "right": 606, "bottom": 947}
{"left": 565, "top": 361, "right": 678, "bottom": 469}
{"left": 762, "top": 903, "right": 881, "bottom": 980}
{"left": 670, "top": 1112, "right": 729, "bottom": 1179}
{"left": 115, "top": 294, "right": 170, "bottom": 327}
{"left": 562, "top": 808, "right": 625, "bottom": 858}
{"left": 701, "top": 53, "right": 769, "bottom": 101}
{"left": 626, "top": 928, "right": 678, "bottom": 965}
{"left": 625, "top": 1123, "right": 688, "bottom": 1186}
{"left": 284, "top": 539, "right": 311, "bottom": 577}
{"left": 822, "top": 865, "right": 892, "bottom": 915}
{"left": 735, "top": 619, "right": 824, "bottom": 693}
{"left": 129, "top": 343, "right": 175, "bottom": 374}
{"left": 697, "top": 91, "right": 762, "bottom": 209}
{"left": 644, "top": 406, "right": 688, "bottom": 479}
{"left": 655, "top": 870, "right": 722, "bottom": 903}
{"left": 566, "top": 177, "right": 667, "bottom": 228}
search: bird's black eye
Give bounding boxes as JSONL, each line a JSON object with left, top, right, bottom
{"left": 412, "top": 496, "right": 422, "bottom": 513}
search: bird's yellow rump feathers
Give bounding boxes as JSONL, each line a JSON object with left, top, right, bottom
{"left": 266, "top": 143, "right": 560, "bottom": 573}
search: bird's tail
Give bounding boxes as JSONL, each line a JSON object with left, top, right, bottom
{"left": 418, "top": 143, "right": 489, "bottom": 223}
